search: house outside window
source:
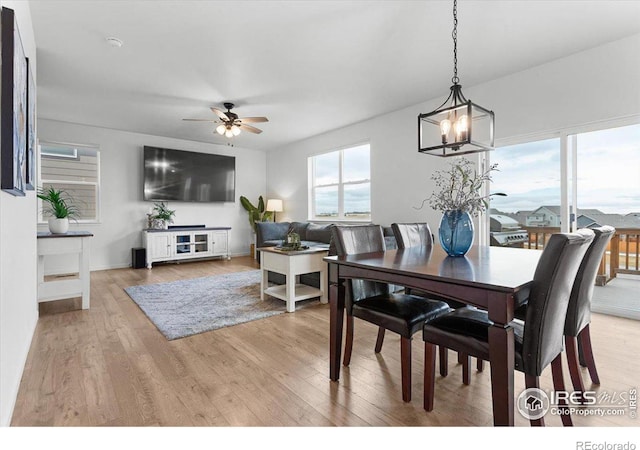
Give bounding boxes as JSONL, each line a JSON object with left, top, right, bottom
{"left": 309, "top": 143, "right": 370, "bottom": 221}
{"left": 39, "top": 141, "right": 101, "bottom": 223}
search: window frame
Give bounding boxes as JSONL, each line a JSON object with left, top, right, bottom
{"left": 484, "top": 115, "right": 640, "bottom": 243}
{"left": 38, "top": 140, "right": 102, "bottom": 224}
{"left": 308, "top": 142, "right": 371, "bottom": 222}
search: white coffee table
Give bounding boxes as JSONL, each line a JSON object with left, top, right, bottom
{"left": 258, "top": 246, "right": 329, "bottom": 312}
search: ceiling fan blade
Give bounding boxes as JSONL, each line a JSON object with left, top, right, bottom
{"left": 239, "top": 124, "right": 263, "bottom": 134}
{"left": 211, "top": 107, "right": 230, "bottom": 121}
{"left": 238, "top": 117, "right": 269, "bottom": 123}
{"left": 182, "top": 118, "right": 218, "bottom": 122}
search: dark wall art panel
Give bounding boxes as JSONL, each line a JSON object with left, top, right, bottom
{"left": 26, "top": 57, "right": 36, "bottom": 190}
{"left": 1, "top": 7, "right": 28, "bottom": 196}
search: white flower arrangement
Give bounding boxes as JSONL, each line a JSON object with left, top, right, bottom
{"left": 416, "top": 157, "right": 503, "bottom": 217}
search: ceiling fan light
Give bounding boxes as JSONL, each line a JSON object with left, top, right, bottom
{"left": 216, "top": 124, "right": 226, "bottom": 135}
{"left": 231, "top": 125, "right": 241, "bottom": 136}
{"left": 225, "top": 129, "right": 234, "bottom": 138}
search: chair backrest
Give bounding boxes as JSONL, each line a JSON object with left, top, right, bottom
{"left": 331, "top": 225, "right": 389, "bottom": 307}
{"left": 391, "top": 223, "right": 434, "bottom": 250}
{"left": 564, "top": 226, "right": 615, "bottom": 336}
{"left": 522, "top": 229, "right": 594, "bottom": 376}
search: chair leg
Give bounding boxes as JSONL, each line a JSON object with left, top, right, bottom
{"left": 374, "top": 327, "right": 385, "bottom": 353}
{"left": 578, "top": 335, "right": 587, "bottom": 367}
{"left": 565, "top": 336, "right": 586, "bottom": 402}
{"left": 477, "top": 358, "right": 484, "bottom": 372}
{"left": 524, "top": 374, "right": 545, "bottom": 427}
{"left": 400, "top": 337, "right": 412, "bottom": 402}
{"left": 551, "top": 353, "right": 573, "bottom": 427}
{"left": 424, "top": 342, "right": 436, "bottom": 411}
{"left": 343, "top": 315, "right": 354, "bottom": 366}
{"left": 578, "top": 325, "right": 600, "bottom": 385}
{"left": 461, "top": 353, "right": 471, "bottom": 385}
{"left": 439, "top": 346, "right": 448, "bottom": 377}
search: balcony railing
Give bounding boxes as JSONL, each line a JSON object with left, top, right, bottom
{"left": 521, "top": 226, "right": 640, "bottom": 285}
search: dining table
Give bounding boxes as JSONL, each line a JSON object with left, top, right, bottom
{"left": 324, "top": 244, "right": 543, "bottom": 426}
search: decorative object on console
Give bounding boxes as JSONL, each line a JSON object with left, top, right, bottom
{"left": 182, "top": 102, "right": 269, "bottom": 138}
{"left": 150, "top": 201, "right": 175, "bottom": 229}
{"left": 418, "top": 0, "right": 495, "bottom": 157}
{"left": 415, "top": 157, "right": 503, "bottom": 256}
{"left": 37, "top": 186, "right": 78, "bottom": 234}
{"left": 266, "top": 198, "right": 283, "bottom": 222}
{"left": 1, "top": 7, "right": 28, "bottom": 196}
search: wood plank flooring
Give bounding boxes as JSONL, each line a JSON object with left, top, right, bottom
{"left": 10, "top": 257, "right": 640, "bottom": 427}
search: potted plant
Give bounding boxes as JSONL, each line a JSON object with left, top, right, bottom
{"left": 38, "top": 186, "right": 78, "bottom": 234}
{"left": 150, "top": 202, "right": 176, "bottom": 229}
{"left": 240, "top": 195, "right": 273, "bottom": 257}
{"left": 418, "top": 157, "right": 504, "bottom": 256}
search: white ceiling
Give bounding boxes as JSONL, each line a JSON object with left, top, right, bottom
{"left": 30, "top": 0, "right": 640, "bottom": 151}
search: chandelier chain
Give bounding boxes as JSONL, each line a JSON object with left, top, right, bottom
{"left": 452, "top": 0, "right": 459, "bottom": 85}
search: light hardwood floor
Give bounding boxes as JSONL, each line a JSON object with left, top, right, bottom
{"left": 10, "top": 257, "right": 640, "bottom": 427}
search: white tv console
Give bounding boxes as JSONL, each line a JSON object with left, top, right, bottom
{"left": 144, "top": 226, "right": 231, "bottom": 269}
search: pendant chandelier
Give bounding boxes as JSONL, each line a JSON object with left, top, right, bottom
{"left": 418, "top": 0, "right": 495, "bottom": 157}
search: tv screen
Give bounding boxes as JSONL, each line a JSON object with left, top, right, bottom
{"left": 143, "top": 146, "right": 235, "bottom": 202}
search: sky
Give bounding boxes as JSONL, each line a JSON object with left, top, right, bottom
{"left": 490, "top": 123, "right": 640, "bottom": 215}
{"left": 314, "top": 144, "right": 371, "bottom": 215}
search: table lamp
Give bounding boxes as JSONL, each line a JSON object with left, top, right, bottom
{"left": 266, "top": 199, "right": 283, "bottom": 222}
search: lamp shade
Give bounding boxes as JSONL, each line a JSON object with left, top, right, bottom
{"left": 266, "top": 199, "right": 283, "bottom": 212}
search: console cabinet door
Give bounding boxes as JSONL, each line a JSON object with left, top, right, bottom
{"left": 149, "top": 233, "right": 172, "bottom": 259}
{"left": 211, "top": 231, "right": 228, "bottom": 255}
{"left": 193, "top": 232, "right": 211, "bottom": 255}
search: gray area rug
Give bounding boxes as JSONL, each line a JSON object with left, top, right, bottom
{"left": 125, "top": 270, "right": 296, "bottom": 340}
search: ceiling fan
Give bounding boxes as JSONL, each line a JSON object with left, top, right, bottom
{"left": 182, "top": 102, "right": 268, "bottom": 138}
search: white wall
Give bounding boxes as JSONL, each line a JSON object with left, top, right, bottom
{"left": 37, "top": 120, "right": 267, "bottom": 273}
{"left": 266, "top": 34, "right": 640, "bottom": 228}
{"left": 0, "top": 0, "right": 37, "bottom": 427}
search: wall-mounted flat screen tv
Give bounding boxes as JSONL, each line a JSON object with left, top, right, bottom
{"left": 143, "top": 146, "right": 235, "bottom": 202}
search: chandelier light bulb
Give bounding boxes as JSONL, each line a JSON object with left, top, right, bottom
{"left": 454, "top": 115, "right": 468, "bottom": 141}
{"left": 216, "top": 124, "right": 226, "bottom": 135}
{"left": 440, "top": 119, "right": 452, "bottom": 143}
{"left": 231, "top": 125, "right": 241, "bottom": 136}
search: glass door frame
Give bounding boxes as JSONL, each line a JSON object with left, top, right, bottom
{"left": 481, "top": 115, "right": 640, "bottom": 243}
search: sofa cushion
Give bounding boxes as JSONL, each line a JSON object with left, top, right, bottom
{"left": 306, "top": 223, "right": 334, "bottom": 244}
{"left": 257, "top": 221, "right": 290, "bottom": 242}
{"left": 288, "top": 222, "right": 310, "bottom": 240}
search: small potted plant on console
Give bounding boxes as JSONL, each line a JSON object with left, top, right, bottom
{"left": 38, "top": 186, "right": 78, "bottom": 234}
{"left": 150, "top": 202, "right": 176, "bottom": 229}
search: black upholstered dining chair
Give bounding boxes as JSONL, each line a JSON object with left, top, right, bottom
{"left": 332, "top": 224, "right": 451, "bottom": 402}
{"left": 514, "top": 225, "right": 615, "bottom": 398}
{"left": 391, "top": 222, "right": 484, "bottom": 380}
{"left": 422, "top": 230, "right": 594, "bottom": 426}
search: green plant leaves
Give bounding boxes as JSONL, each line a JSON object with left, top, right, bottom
{"left": 37, "top": 186, "right": 79, "bottom": 219}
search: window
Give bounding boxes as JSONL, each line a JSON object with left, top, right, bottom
{"left": 39, "top": 141, "right": 100, "bottom": 222}
{"left": 309, "top": 143, "right": 370, "bottom": 221}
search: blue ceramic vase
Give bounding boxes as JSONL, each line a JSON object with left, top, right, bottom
{"left": 439, "top": 210, "right": 474, "bottom": 257}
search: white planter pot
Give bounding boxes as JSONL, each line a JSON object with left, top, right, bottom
{"left": 48, "top": 217, "right": 69, "bottom": 234}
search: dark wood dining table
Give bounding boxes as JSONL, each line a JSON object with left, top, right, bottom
{"left": 324, "top": 244, "right": 542, "bottom": 426}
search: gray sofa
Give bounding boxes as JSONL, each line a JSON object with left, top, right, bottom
{"left": 256, "top": 221, "right": 397, "bottom": 288}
